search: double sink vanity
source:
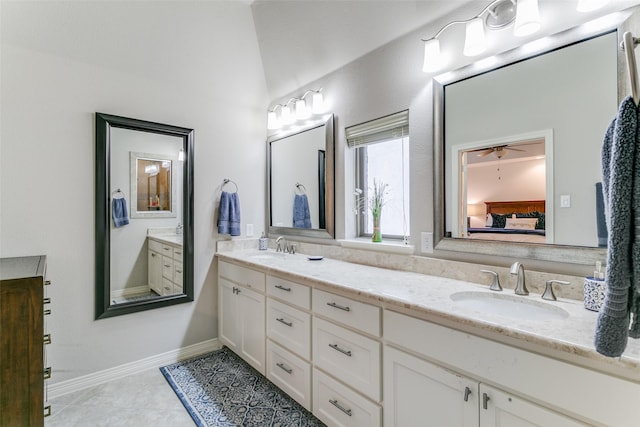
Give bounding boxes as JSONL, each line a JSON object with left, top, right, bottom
{"left": 217, "top": 245, "right": 640, "bottom": 427}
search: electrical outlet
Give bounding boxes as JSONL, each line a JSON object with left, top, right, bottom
{"left": 246, "top": 223, "right": 254, "bottom": 237}
{"left": 421, "top": 231, "right": 434, "bottom": 253}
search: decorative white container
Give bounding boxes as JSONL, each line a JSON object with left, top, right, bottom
{"left": 583, "top": 277, "right": 606, "bottom": 312}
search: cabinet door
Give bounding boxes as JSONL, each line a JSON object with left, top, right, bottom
{"left": 384, "top": 346, "right": 479, "bottom": 427}
{"left": 218, "top": 278, "right": 239, "bottom": 352}
{"left": 238, "top": 285, "right": 265, "bottom": 375}
{"left": 148, "top": 250, "right": 163, "bottom": 295}
{"left": 480, "top": 384, "right": 585, "bottom": 427}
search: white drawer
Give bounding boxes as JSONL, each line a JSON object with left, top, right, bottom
{"left": 219, "top": 260, "right": 265, "bottom": 293}
{"left": 162, "top": 277, "right": 173, "bottom": 295}
{"left": 267, "top": 275, "right": 310, "bottom": 310}
{"left": 312, "top": 289, "right": 380, "bottom": 337}
{"left": 162, "top": 256, "right": 174, "bottom": 279}
{"left": 266, "top": 341, "right": 311, "bottom": 411}
{"left": 173, "top": 283, "right": 183, "bottom": 294}
{"left": 313, "top": 368, "right": 381, "bottom": 427}
{"left": 173, "top": 261, "right": 183, "bottom": 286}
{"left": 267, "top": 298, "right": 311, "bottom": 359}
{"left": 312, "top": 317, "right": 381, "bottom": 401}
{"left": 160, "top": 243, "right": 174, "bottom": 257}
{"left": 148, "top": 238, "right": 163, "bottom": 253}
{"left": 173, "top": 246, "right": 183, "bottom": 261}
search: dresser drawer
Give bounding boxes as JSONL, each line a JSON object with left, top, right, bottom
{"left": 312, "top": 317, "right": 381, "bottom": 401}
{"left": 219, "top": 261, "right": 265, "bottom": 293}
{"left": 267, "top": 298, "right": 311, "bottom": 359}
{"left": 266, "top": 341, "right": 311, "bottom": 411}
{"left": 313, "top": 368, "right": 381, "bottom": 427}
{"left": 266, "top": 275, "right": 310, "bottom": 310}
{"left": 162, "top": 257, "right": 174, "bottom": 280}
{"left": 162, "top": 277, "right": 173, "bottom": 295}
{"left": 173, "top": 261, "right": 183, "bottom": 286}
{"left": 148, "top": 238, "right": 163, "bottom": 253}
{"left": 312, "top": 289, "right": 380, "bottom": 337}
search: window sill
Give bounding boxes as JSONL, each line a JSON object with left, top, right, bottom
{"left": 338, "top": 238, "right": 414, "bottom": 255}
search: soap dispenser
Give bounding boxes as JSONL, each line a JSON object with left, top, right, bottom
{"left": 259, "top": 232, "right": 268, "bottom": 250}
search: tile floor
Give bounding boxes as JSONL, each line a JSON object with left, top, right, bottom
{"left": 45, "top": 368, "right": 195, "bottom": 427}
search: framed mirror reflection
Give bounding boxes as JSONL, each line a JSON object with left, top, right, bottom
{"left": 434, "top": 24, "right": 625, "bottom": 265}
{"left": 268, "top": 114, "right": 335, "bottom": 239}
{"left": 95, "top": 113, "right": 194, "bottom": 319}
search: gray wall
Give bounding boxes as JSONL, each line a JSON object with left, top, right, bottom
{"left": 0, "top": 1, "right": 268, "bottom": 383}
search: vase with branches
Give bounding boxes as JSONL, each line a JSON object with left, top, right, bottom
{"left": 354, "top": 178, "right": 389, "bottom": 242}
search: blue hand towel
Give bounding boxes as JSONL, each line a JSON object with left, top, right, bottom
{"left": 112, "top": 198, "right": 129, "bottom": 227}
{"left": 595, "top": 96, "right": 640, "bottom": 357}
{"left": 293, "top": 194, "right": 311, "bottom": 229}
{"left": 218, "top": 191, "right": 241, "bottom": 236}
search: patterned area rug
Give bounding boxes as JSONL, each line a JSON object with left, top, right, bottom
{"left": 160, "top": 347, "right": 325, "bottom": 427}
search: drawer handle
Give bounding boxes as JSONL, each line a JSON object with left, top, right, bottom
{"left": 44, "top": 367, "right": 52, "bottom": 380}
{"left": 163, "top": 247, "right": 171, "bottom": 251}
{"left": 233, "top": 287, "right": 241, "bottom": 295}
{"left": 43, "top": 334, "right": 52, "bottom": 345}
{"left": 463, "top": 387, "right": 472, "bottom": 402}
{"left": 482, "top": 393, "right": 491, "bottom": 410}
{"left": 276, "top": 362, "right": 292, "bottom": 374}
{"left": 276, "top": 318, "right": 293, "bottom": 327}
{"left": 327, "top": 302, "right": 350, "bottom": 312}
{"left": 328, "top": 343, "right": 352, "bottom": 357}
{"left": 44, "top": 309, "right": 52, "bottom": 316}
{"left": 151, "top": 253, "right": 157, "bottom": 258}
{"left": 275, "top": 284, "right": 291, "bottom": 292}
{"left": 176, "top": 269, "right": 182, "bottom": 274}
{"left": 44, "top": 280, "right": 52, "bottom": 286}
{"left": 175, "top": 251, "right": 182, "bottom": 256}
{"left": 44, "top": 405, "right": 51, "bottom": 417}
{"left": 44, "top": 298, "right": 51, "bottom": 304}
{"left": 164, "top": 264, "right": 171, "bottom": 268}
{"left": 329, "top": 399, "right": 352, "bottom": 416}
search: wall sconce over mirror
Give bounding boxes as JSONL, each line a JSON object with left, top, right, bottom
{"left": 421, "top": 0, "right": 611, "bottom": 73}
{"left": 267, "top": 89, "right": 325, "bottom": 130}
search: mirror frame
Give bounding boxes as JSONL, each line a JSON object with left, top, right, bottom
{"left": 267, "top": 114, "right": 335, "bottom": 239}
{"left": 433, "top": 22, "right": 627, "bottom": 266}
{"left": 95, "top": 112, "right": 194, "bottom": 319}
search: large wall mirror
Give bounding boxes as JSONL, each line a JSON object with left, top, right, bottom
{"left": 95, "top": 113, "right": 194, "bottom": 319}
{"left": 434, "top": 16, "right": 632, "bottom": 265}
{"left": 268, "top": 114, "right": 335, "bottom": 239}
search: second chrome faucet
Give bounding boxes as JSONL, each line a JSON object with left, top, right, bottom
{"left": 510, "top": 262, "right": 529, "bottom": 296}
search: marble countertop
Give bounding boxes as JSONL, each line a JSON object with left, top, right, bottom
{"left": 148, "top": 234, "right": 183, "bottom": 246}
{"left": 217, "top": 249, "right": 640, "bottom": 382}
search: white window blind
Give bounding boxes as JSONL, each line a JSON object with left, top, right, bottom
{"left": 346, "top": 110, "right": 409, "bottom": 147}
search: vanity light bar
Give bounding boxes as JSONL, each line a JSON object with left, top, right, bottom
{"left": 267, "top": 89, "right": 325, "bottom": 130}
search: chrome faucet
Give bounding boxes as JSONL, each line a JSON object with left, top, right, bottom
{"left": 510, "top": 262, "right": 529, "bottom": 296}
{"left": 176, "top": 222, "right": 183, "bottom": 235}
{"left": 276, "top": 236, "right": 286, "bottom": 252}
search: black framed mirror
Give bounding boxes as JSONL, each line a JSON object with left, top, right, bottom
{"left": 95, "top": 113, "right": 194, "bottom": 319}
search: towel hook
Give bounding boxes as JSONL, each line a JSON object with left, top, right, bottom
{"left": 112, "top": 188, "right": 126, "bottom": 199}
{"left": 295, "top": 182, "right": 307, "bottom": 194}
{"left": 222, "top": 178, "right": 238, "bottom": 193}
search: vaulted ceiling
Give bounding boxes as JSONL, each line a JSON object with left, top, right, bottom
{"left": 251, "top": 0, "right": 640, "bottom": 100}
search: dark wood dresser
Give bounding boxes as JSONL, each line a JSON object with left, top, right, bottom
{"left": 1, "top": 255, "right": 51, "bottom": 426}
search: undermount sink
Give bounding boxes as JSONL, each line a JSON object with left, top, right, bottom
{"left": 450, "top": 291, "right": 569, "bottom": 321}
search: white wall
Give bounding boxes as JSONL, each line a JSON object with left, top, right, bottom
{"left": 0, "top": 1, "right": 268, "bottom": 383}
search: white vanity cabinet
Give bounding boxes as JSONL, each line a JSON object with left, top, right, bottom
{"left": 265, "top": 275, "right": 312, "bottom": 410}
{"left": 148, "top": 237, "right": 183, "bottom": 296}
{"left": 383, "top": 309, "right": 634, "bottom": 427}
{"left": 312, "top": 288, "right": 382, "bottom": 427}
{"left": 218, "top": 261, "right": 266, "bottom": 374}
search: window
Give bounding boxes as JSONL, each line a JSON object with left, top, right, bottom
{"left": 346, "top": 111, "right": 410, "bottom": 241}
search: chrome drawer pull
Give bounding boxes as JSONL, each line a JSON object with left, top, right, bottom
{"left": 44, "top": 405, "right": 51, "bottom": 417}
{"left": 328, "top": 343, "right": 352, "bottom": 357}
{"left": 176, "top": 269, "right": 182, "bottom": 274}
{"left": 463, "top": 387, "right": 472, "bottom": 402}
{"left": 276, "top": 318, "right": 293, "bottom": 327}
{"left": 44, "top": 367, "right": 52, "bottom": 380}
{"left": 44, "top": 309, "right": 52, "bottom": 316}
{"left": 43, "top": 334, "right": 52, "bottom": 345}
{"left": 44, "top": 280, "right": 51, "bottom": 286}
{"left": 275, "top": 284, "right": 291, "bottom": 292}
{"left": 276, "top": 362, "right": 292, "bottom": 374}
{"left": 163, "top": 247, "right": 171, "bottom": 251}
{"left": 43, "top": 298, "right": 51, "bottom": 304}
{"left": 329, "top": 399, "right": 352, "bottom": 416}
{"left": 482, "top": 393, "right": 491, "bottom": 410}
{"left": 327, "top": 302, "right": 350, "bottom": 312}
{"left": 175, "top": 251, "right": 182, "bottom": 256}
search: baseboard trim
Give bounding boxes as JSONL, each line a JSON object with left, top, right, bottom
{"left": 48, "top": 338, "right": 221, "bottom": 399}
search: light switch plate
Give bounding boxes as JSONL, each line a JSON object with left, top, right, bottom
{"left": 421, "top": 232, "right": 434, "bottom": 253}
{"left": 246, "top": 223, "right": 254, "bottom": 237}
{"left": 560, "top": 195, "right": 571, "bottom": 208}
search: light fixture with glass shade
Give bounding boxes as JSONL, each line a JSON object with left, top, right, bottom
{"left": 266, "top": 89, "right": 325, "bottom": 130}
{"left": 421, "top": 0, "right": 543, "bottom": 73}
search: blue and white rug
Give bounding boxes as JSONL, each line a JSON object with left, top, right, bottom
{"left": 160, "top": 347, "right": 325, "bottom": 427}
